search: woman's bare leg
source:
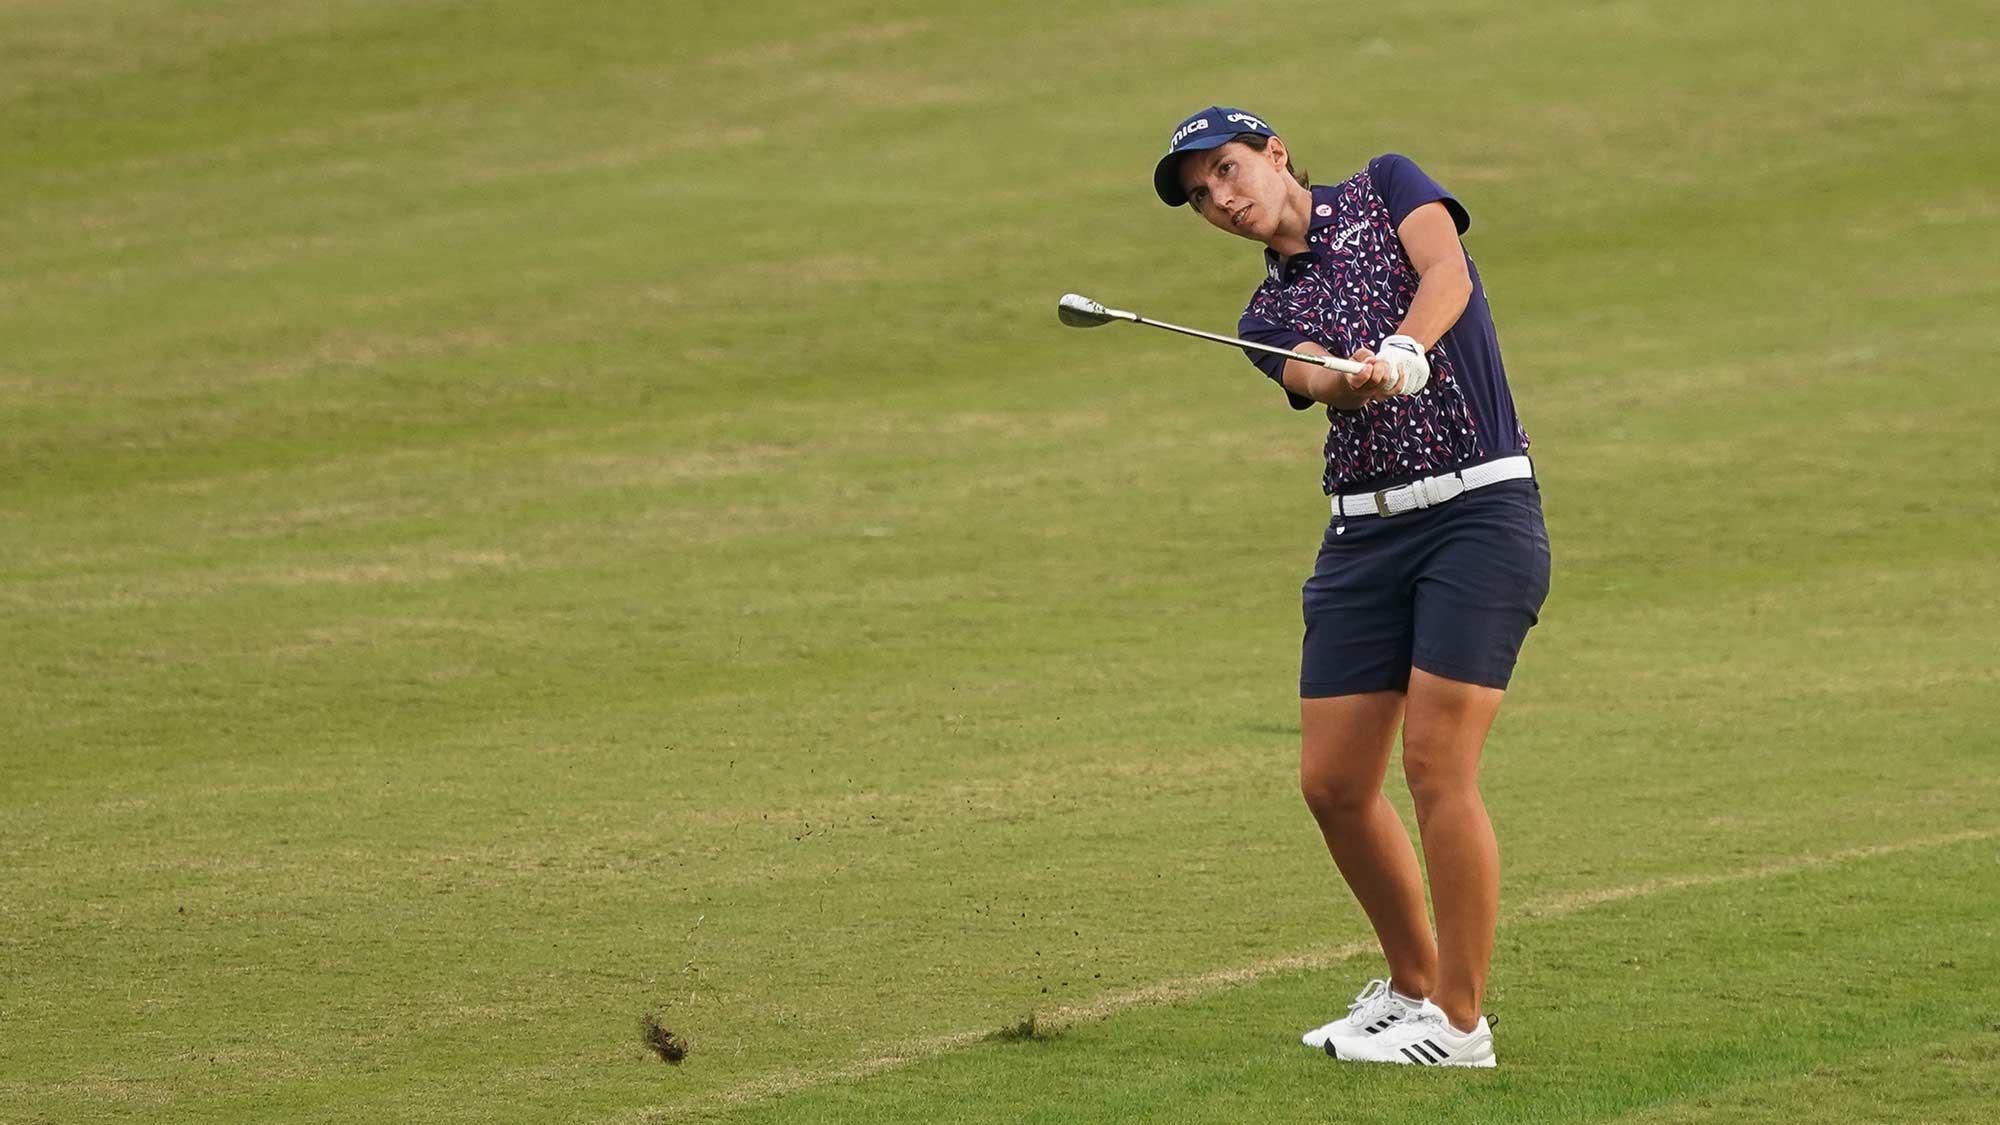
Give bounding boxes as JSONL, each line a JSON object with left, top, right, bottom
{"left": 1300, "top": 692, "right": 1437, "bottom": 999}
{"left": 1400, "top": 667, "right": 1508, "bottom": 1031}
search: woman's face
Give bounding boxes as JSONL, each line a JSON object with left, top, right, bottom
{"left": 1177, "top": 138, "right": 1297, "bottom": 243}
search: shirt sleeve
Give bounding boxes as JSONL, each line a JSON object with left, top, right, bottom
{"left": 1367, "top": 153, "right": 1470, "bottom": 234}
{"left": 1238, "top": 310, "right": 1316, "bottom": 410}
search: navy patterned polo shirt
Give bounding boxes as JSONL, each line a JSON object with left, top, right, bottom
{"left": 1237, "top": 154, "right": 1528, "bottom": 496}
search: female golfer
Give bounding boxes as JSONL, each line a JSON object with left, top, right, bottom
{"left": 1154, "top": 107, "right": 1550, "bottom": 1067}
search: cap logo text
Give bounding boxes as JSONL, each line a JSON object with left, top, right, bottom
{"left": 1223, "top": 113, "right": 1268, "bottom": 131}
{"left": 1169, "top": 118, "right": 1210, "bottom": 148}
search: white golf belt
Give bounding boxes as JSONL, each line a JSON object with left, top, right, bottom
{"left": 1332, "top": 456, "right": 1534, "bottom": 519}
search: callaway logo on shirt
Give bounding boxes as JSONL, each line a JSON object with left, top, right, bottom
{"left": 1328, "top": 221, "right": 1371, "bottom": 253}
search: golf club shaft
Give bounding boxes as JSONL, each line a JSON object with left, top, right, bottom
{"left": 1131, "top": 315, "right": 1365, "bottom": 375}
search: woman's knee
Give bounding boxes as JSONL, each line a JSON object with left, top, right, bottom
{"left": 1298, "top": 692, "right": 1402, "bottom": 824}
{"left": 1400, "top": 670, "right": 1504, "bottom": 808}
{"left": 1300, "top": 761, "right": 1378, "bottom": 823}
{"left": 1401, "top": 737, "right": 1480, "bottom": 809}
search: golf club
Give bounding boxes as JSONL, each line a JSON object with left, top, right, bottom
{"left": 1056, "top": 293, "right": 1365, "bottom": 375}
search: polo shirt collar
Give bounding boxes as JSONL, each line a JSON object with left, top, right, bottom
{"left": 1263, "top": 186, "right": 1343, "bottom": 281}
{"left": 1305, "top": 184, "right": 1343, "bottom": 230}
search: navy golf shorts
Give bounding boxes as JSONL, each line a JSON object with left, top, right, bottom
{"left": 1300, "top": 478, "right": 1551, "bottom": 697}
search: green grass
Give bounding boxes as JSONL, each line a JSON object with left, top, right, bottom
{"left": 2, "top": 1, "right": 1996, "bottom": 1121}
{"left": 735, "top": 838, "right": 2000, "bottom": 1123}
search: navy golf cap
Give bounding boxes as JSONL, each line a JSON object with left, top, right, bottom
{"left": 1153, "top": 106, "right": 1279, "bottom": 206}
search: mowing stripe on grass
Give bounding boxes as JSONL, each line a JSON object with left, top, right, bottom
{"left": 705, "top": 826, "right": 1999, "bottom": 1113}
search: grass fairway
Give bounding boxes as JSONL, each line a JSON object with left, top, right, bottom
{"left": 3, "top": 1, "right": 1996, "bottom": 1121}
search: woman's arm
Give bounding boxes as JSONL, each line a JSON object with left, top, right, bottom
{"left": 1388, "top": 201, "right": 1474, "bottom": 349}
{"left": 1276, "top": 341, "right": 1398, "bottom": 410}
{"left": 1277, "top": 200, "right": 1475, "bottom": 407}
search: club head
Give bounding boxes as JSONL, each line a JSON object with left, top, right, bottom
{"left": 1056, "top": 293, "right": 1129, "bottom": 328}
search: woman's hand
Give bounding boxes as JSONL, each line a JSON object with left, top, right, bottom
{"left": 1344, "top": 346, "right": 1402, "bottom": 402}
{"left": 1278, "top": 340, "right": 1399, "bottom": 410}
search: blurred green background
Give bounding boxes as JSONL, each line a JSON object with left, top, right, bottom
{"left": 3, "top": 1, "right": 1995, "bottom": 1120}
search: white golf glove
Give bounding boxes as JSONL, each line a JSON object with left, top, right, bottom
{"left": 1378, "top": 335, "right": 1431, "bottom": 396}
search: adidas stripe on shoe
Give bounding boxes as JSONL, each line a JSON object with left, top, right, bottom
{"left": 1301, "top": 979, "right": 1423, "bottom": 1051}
{"left": 1323, "top": 999, "right": 1497, "bottom": 1067}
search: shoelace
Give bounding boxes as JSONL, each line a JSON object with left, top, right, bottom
{"left": 1343, "top": 978, "right": 1396, "bottom": 1027}
{"left": 1404, "top": 1007, "right": 1449, "bottom": 1031}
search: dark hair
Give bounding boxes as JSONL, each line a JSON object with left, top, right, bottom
{"left": 1236, "top": 133, "right": 1309, "bottom": 189}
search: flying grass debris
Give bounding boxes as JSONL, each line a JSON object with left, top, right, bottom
{"left": 641, "top": 1014, "right": 688, "bottom": 1064}
{"left": 987, "top": 1012, "right": 1062, "bottom": 1043}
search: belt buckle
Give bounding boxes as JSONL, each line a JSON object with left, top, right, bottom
{"left": 1373, "top": 489, "right": 1394, "bottom": 517}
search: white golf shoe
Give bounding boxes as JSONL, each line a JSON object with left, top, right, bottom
{"left": 1324, "top": 999, "right": 1498, "bottom": 1067}
{"left": 1300, "top": 978, "right": 1423, "bottom": 1051}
